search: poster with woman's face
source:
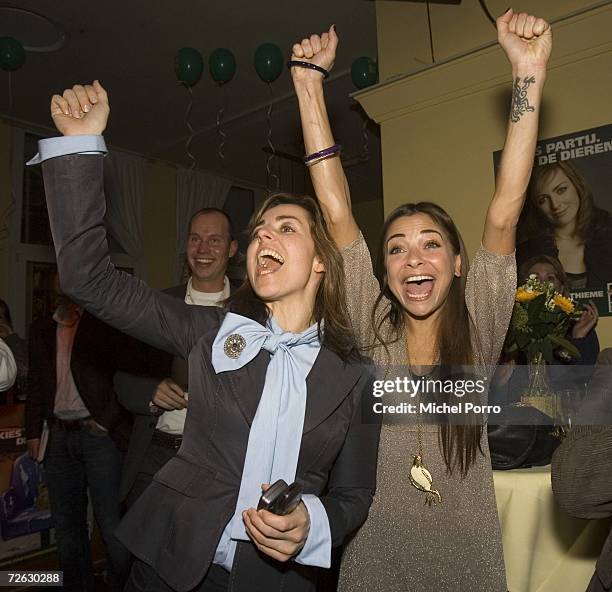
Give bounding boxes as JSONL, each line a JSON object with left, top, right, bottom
{"left": 494, "top": 124, "right": 612, "bottom": 317}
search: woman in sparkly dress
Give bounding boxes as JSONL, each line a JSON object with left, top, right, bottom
{"left": 290, "top": 9, "right": 551, "bottom": 591}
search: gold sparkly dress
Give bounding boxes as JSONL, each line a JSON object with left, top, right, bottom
{"left": 338, "top": 234, "right": 515, "bottom": 592}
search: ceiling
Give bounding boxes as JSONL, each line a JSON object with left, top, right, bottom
{"left": 0, "top": 0, "right": 382, "bottom": 202}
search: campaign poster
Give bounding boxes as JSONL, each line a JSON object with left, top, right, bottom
{"left": 493, "top": 124, "right": 612, "bottom": 316}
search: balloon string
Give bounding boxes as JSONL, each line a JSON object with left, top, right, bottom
{"left": 8, "top": 71, "right": 12, "bottom": 114}
{"left": 184, "top": 83, "right": 196, "bottom": 170}
{"left": 266, "top": 82, "right": 280, "bottom": 191}
{"left": 426, "top": 1, "right": 435, "bottom": 64}
{"left": 216, "top": 84, "right": 227, "bottom": 161}
{"left": 361, "top": 117, "right": 369, "bottom": 158}
{"left": 0, "top": 126, "right": 16, "bottom": 247}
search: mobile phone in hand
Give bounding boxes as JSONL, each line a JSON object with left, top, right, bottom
{"left": 257, "top": 479, "right": 303, "bottom": 515}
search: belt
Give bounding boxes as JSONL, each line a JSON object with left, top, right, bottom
{"left": 152, "top": 429, "right": 183, "bottom": 450}
{"left": 54, "top": 417, "right": 94, "bottom": 431}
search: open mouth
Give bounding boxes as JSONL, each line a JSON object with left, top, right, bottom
{"left": 194, "top": 257, "right": 215, "bottom": 267}
{"left": 256, "top": 248, "right": 285, "bottom": 275}
{"left": 403, "top": 275, "right": 435, "bottom": 301}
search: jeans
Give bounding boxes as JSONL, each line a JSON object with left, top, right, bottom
{"left": 45, "top": 424, "right": 130, "bottom": 592}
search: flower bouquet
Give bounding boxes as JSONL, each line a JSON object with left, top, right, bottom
{"left": 504, "top": 274, "right": 582, "bottom": 417}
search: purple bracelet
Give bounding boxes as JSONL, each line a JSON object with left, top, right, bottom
{"left": 288, "top": 60, "right": 329, "bottom": 79}
{"left": 304, "top": 144, "right": 341, "bottom": 165}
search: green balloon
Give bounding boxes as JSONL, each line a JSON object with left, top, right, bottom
{"left": 254, "top": 43, "right": 283, "bottom": 83}
{"left": 0, "top": 37, "right": 25, "bottom": 71}
{"left": 209, "top": 48, "right": 236, "bottom": 84}
{"left": 175, "top": 47, "right": 204, "bottom": 87}
{"left": 351, "top": 57, "right": 378, "bottom": 89}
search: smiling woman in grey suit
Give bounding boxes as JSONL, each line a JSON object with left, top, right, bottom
{"left": 33, "top": 78, "right": 379, "bottom": 592}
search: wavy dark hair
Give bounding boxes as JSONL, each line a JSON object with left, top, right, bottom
{"left": 370, "top": 202, "right": 482, "bottom": 476}
{"left": 226, "top": 193, "right": 357, "bottom": 361}
{"left": 523, "top": 161, "right": 594, "bottom": 241}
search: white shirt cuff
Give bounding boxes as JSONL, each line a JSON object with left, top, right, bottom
{"left": 27, "top": 135, "right": 107, "bottom": 165}
{"left": 294, "top": 494, "right": 332, "bottom": 568}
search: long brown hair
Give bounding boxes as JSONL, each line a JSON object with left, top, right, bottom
{"left": 524, "top": 161, "right": 594, "bottom": 241}
{"left": 371, "top": 202, "right": 482, "bottom": 476}
{"left": 226, "top": 193, "right": 357, "bottom": 361}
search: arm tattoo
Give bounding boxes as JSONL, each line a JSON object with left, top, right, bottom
{"left": 510, "top": 76, "right": 536, "bottom": 123}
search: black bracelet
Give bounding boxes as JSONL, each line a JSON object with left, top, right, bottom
{"left": 287, "top": 60, "right": 329, "bottom": 79}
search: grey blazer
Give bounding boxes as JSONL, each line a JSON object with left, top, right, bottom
{"left": 114, "top": 283, "right": 185, "bottom": 502}
{"left": 42, "top": 154, "right": 380, "bottom": 592}
{"left": 115, "top": 281, "right": 240, "bottom": 502}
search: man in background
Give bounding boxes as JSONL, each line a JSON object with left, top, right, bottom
{"left": 25, "top": 287, "right": 136, "bottom": 592}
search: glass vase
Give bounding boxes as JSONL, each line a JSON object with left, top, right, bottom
{"left": 521, "top": 351, "right": 558, "bottom": 419}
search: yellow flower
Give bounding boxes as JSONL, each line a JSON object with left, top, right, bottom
{"left": 515, "top": 288, "right": 542, "bottom": 302}
{"left": 553, "top": 293, "right": 575, "bottom": 314}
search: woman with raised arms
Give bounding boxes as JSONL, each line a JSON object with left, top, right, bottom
{"left": 33, "top": 76, "right": 379, "bottom": 591}
{"left": 290, "top": 10, "right": 551, "bottom": 591}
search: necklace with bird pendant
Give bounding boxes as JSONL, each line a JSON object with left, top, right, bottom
{"left": 406, "top": 337, "right": 442, "bottom": 506}
{"left": 409, "top": 433, "right": 442, "bottom": 506}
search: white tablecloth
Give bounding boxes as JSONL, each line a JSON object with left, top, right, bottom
{"left": 494, "top": 465, "right": 611, "bottom": 592}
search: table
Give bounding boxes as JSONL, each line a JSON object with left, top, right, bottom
{"left": 494, "top": 465, "right": 611, "bottom": 592}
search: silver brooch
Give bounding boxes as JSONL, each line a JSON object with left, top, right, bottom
{"left": 223, "top": 333, "right": 246, "bottom": 359}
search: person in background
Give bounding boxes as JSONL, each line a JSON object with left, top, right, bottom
{"left": 521, "top": 254, "right": 599, "bottom": 360}
{"left": 115, "top": 207, "right": 238, "bottom": 507}
{"left": 490, "top": 255, "right": 599, "bottom": 407}
{"left": 552, "top": 348, "right": 612, "bottom": 592}
{"left": 0, "top": 298, "right": 28, "bottom": 402}
{"left": 0, "top": 336, "right": 17, "bottom": 391}
{"left": 25, "top": 287, "right": 135, "bottom": 592}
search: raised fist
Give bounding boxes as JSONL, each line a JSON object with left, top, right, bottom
{"left": 291, "top": 25, "right": 338, "bottom": 82}
{"left": 50, "top": 80, "right": 110, "bottom": 136}
{"left": 497, "top": 9, "right": 552, "bottom": 70}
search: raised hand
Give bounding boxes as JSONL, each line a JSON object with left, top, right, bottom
{"left": 50, "top": 80, "right": 110, "bottom": 137}
{"left": 572, "top": 301, "right": 599, "bottom": 339}
{"left": 291, "top": 25, "right": 338, "bottom": 83}
{"left": 497, "top": 9, "right": 552, "bottom": 70}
